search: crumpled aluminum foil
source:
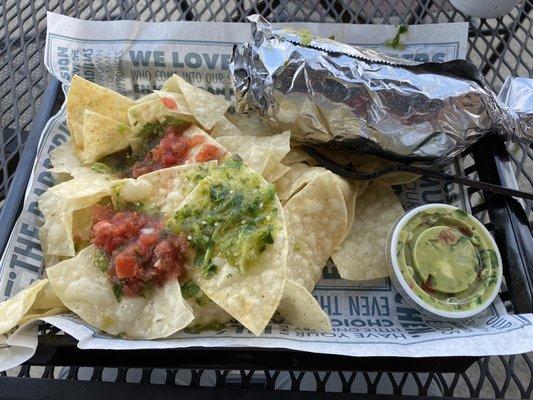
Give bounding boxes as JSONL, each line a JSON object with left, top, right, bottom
{"left": 230, "top": 15, "right": 530, "bottom": 164}
{"left": 499, "top": 77, "right": 533, "bottom": 135}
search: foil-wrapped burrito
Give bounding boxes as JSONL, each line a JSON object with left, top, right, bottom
{"left": 231, "top": 15, "right": 530, "bottom": 164}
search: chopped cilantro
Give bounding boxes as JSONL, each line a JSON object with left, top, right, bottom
{"left": 94, "top": 250, "right": 110, "bottom": 272}
{"left": 98, "top": 148, "right": 133, "bottom": 176}
{"left": 185, "top": 164, "right": 211, "bottom": 184}
{"left": 112, "top": 283, "right": 123, "bottom": 302}
{"left": 204, "top": 264, "right": 218, "bottom": 278}
{"left": 454, "top": 209, "right": 469, "bottom": 219}
{"left": 113, "top": 186, "right": 122, "bottom": 197}
{"left": 181, "top": 281, "right": 200, "bottom": 299}
{"left": 138, "top": 117, "right": 187, "bottom": 140}
{"left": 91, "top": 162, "right": 111, "bottom": 173}
{"left": 195, "top": 294, "right": 211, "bottom": 306}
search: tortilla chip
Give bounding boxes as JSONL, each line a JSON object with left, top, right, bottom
{"left": 135, "top": 92, "right": 161, "bottom": 103}
{"left": 18, "top": 307, "right": 68, "bottom": 325}
{"left": 225, "top": 112, "right": 278, "bottom": 137}
{"left": 70, "top": 206, "right": 95, "bottom": 252}
{"left": 281, "top": 147, "right": 315, "bottom": 165}
{"left": 187, "top": 299, "right": 232, "bottom": 328}
{"left": 50, "top": 141, "right": 84, "bottom": 177}
{"left": 278, "top": 280, "right": 331, "bottom": 331}
{"left": 332, "top": 182, "right": 404, "bottom": 281}
{"left": 32, "top": 281, "right": 64, "bottom": 310}
{"left": 113, "top": 161, "right": 218, "bottom": 215}
{"left": 173, "top": 160, "right": 288, "bottom": 335}
{"left": 82, "top": 110, "right": 132, "bottom": 163}
{"left": 181, "top": 125, "right": 230, "bottom": 164}
{"left": 167, "top": 74, "right": 231, "bottom": 130}
{"left": 210, "top": 117, "right": 242, "bottom": 138}
{"left": 181, "top": 278, "right": 232, "bottom": 327}
{"left": 264, "top": 162, "right": 290, "bottom": 183}
{"left": 47, "top": 245, "right": 194, "bottom": 339}
{"left": 127, "top": 97, "right": 193, "bottom": 131}
{"left": 0, "top": 279, "right": 48, "bottom": 334}
{"left": 284, "top": 172, "right": 348, "bottom": 291}
{"left": 39, "top": 175, "right": 112, "bottom": 257}
{"left": 39, "top": 207, "right": 75, "bottom": 258}
{"left": 215, "top": 131, "right": 290, "bottom": 176}
{"left": 338, "top": 181, "right": 363, "bottom": 244}
{"left": 67, "top": 75, "right": 134, "bottom": 151}
{"left": 274, "top": 163, "right": 327, "bottom": 202}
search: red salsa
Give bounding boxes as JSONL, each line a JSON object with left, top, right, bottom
{"left": 90, "top": 204, "right": 189, "bottom": 298}
{"left": 130, "top": 123, "right": 223, "bottom": 178}
{"left": 95, "top": 120, "right": 226, "bottom": 179}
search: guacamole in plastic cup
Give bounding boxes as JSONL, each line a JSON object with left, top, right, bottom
{"left": 387, "top": 204, "right": 503, "bottom": 318}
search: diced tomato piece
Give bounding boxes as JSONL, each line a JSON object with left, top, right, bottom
{"left": 164, "top": 124, "right": 187, "bottom": 136}
{"left": 139, "top": 230, "right": 159, "bottom": 246}
{"left": 134, "top": 243, "right": 147, "bottom": 257}
{"left": 150, "top": 145, "right": 165, "bottom": 159}
{"left": 187, "top": 135, "right": 204, "bottom": 147}
{"left": 195, "top": 144, "right": 221, "bottom": 162}
{"left": 169, "top": 138, "right": 188, "bottom": 156}
{"left": 161, "top": 97, "right": 178, "bottom": 110}
{"left": 115, "top": 253, "right": 138, "bottom": 279}
{"left": 152, "top": 133, "right": 189, "bottom": 166}
{"left": 159, "top": 152, "right": 178, "bottom": 166}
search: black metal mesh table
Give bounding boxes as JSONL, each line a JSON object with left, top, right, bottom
{"left": 0, "top": 1, "right": 532, "bottom": 398}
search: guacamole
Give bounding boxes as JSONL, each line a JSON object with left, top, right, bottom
{"left": 396, "top": 207, "right": 500, "bottom": 312}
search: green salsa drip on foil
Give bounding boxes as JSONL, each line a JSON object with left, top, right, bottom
{"left": 397, "top": 208, "right": 500, "bottom": 312}
{"left": 170, "top": 157, "right": 279, "bottom": 277}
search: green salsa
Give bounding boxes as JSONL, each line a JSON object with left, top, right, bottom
{"left": 396, "top": 207, "right": 500, "bottom": 312}
{"left": 298, "top": 29, "right": 313, "bottom": 46}
{"left": 169, "top": 157, "right": 279, "bottom": 277}
{"left": 384, "top": 25, "right": 409, "bottom": 50}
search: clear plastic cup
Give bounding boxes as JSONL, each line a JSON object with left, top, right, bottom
{"left": 386, "top": 204, "right": 503, "bottom": 319}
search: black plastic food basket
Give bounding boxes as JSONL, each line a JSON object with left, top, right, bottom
{"left": 0, "top": 1, "right": 532, "bottom": 398}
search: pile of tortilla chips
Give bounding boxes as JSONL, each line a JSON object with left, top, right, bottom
{"left": 1, "top": 74, "right": 412, "bottom": 341}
